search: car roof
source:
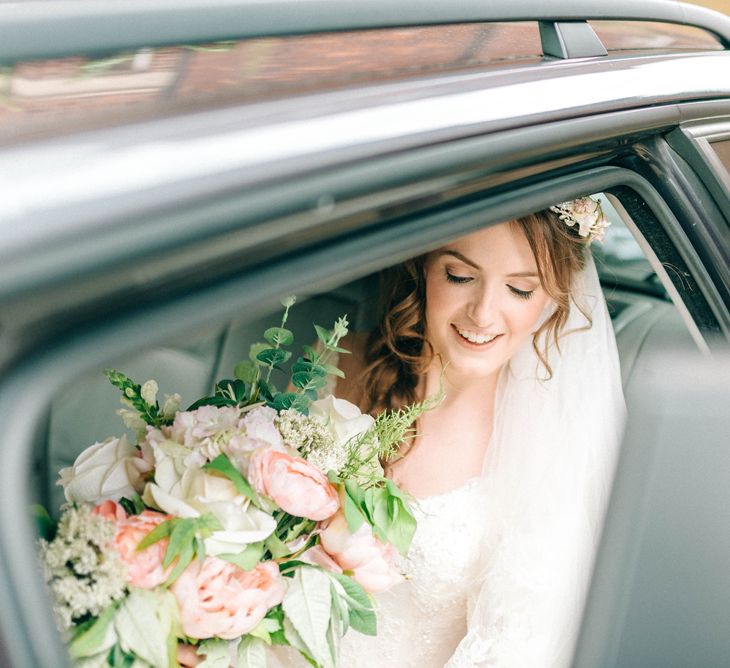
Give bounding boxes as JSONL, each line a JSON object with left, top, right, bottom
{"left": 2, "top": 0, "right": 729, "bottom": 61}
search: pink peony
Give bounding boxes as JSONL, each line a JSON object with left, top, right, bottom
{"left": 317, "top": 511, "right": 403, "bottom": 593}
{"left": 171, "top": 558, "right": 285, "bottom": 639}
{"left": 92, "top": 499, "right": 128, "bottom": 523}
{"left": 248, "top": 448, "right": 339, "bottom": 521}
{"left": 114, "top": 510, "right": 173, "bottom": 589}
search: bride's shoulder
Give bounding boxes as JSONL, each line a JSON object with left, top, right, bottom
{"left": 330, "top": 331, "right": 370, "bottom": 409}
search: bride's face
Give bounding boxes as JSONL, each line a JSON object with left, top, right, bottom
{"left": 424, "top": 221, "right": 552, "bottom": 379}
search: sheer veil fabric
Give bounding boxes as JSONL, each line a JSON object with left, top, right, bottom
{"left": 445, "top": 253, "right": 626, "bottom": 667}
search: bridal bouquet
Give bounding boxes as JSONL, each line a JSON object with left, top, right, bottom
{"left": 38, "top": 299, "right": 431, "bottom": 668}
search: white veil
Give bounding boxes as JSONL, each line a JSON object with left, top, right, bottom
{"left": 446, "top": 253, "right": 627, "bottom": 667}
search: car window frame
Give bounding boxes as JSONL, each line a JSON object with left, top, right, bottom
{"left": 0, "top": 155, "right": 726, "bottom": 666}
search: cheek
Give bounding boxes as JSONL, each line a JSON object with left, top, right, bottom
{"left": 505, "top": 293, "right": 552, "bottom": 340}
{"left": 424, "top": 273, "right": 454, "bottom": 329}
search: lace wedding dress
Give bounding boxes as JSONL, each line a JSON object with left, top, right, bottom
{"left": 268, "top": 476, "right": 491, "bottom": 668}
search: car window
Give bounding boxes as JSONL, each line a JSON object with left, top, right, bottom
{"left": 589, "top": 20, "right": 722, "bottom": 52}
{"left": 591, "top": 193, "right": 666, "bottom": 299}
{"left": 709, "top": 138, "right": 730, "bottom": 175}
{"left": 1, "top": 22, "right": 542, "bottom": 144}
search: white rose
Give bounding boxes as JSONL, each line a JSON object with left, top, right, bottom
{"left": 308, "top": 395, "right": 375, "bottom": 448}
{"left": 145, "top": 464, "right": 275, "bottom": 556}
{"left": 58, "top": 435, "right": 151, "bottom": 503}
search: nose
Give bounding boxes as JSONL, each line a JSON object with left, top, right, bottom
{"left": 466, "top": 284, "right": 498, "bottom": 329}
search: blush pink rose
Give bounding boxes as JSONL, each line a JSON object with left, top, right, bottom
{"left": 248, "top": 448, "right": 339, "bottom": 521}
{"left": 92, "top": 499, "right": 128, "bottom": 523}
{"left": 171, "top": 558, "right": 285, "bottom": 639}
{"left": 114, "top": 510, "right": 173, "bottom": 589}
{"left": 317, "top": 511, "right": 403, "bottom": 593}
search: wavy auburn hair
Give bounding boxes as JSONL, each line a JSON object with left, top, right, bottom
{"left": 362, "top": 208, "right": 589, "bottom": 414}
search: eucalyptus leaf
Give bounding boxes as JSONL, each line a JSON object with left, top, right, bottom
{"left": 248, "top": 342, "right": 269, "bottom": 365}
{"left": 271, "top": 392, "right": 299, "bottom": 411}
{"left": 264, "top": 327, "right": 294, "bottom": 347}
{"left": 257, "top": 348, "right": 292, "bottom": 368}
{"left": 301, "top": 345, "right": 318, "bottom": 361}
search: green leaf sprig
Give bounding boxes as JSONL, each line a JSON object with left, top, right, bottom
{"left": 104, "top": 369, "right": 169, "bottom": 428}
{"left": 284, "top": 315, "right": 350, "bottom": 414}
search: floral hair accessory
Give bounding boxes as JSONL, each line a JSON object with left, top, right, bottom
{"left": 549, "top": 196, "right": 609, "bottom": 243}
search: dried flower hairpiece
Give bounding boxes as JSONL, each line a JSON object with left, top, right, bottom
{"left": 549, "top": 196, "right": 609, "bottom": 243}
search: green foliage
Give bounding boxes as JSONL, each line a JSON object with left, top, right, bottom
{"left": 218, "top": 541, "right": 265, "bottom": 571}
{"left": 203, "top": 454, "right": 255, "bottom": 500}
{"left": 105, "top": 369, "right": 168, "bottom": 428}
{"left": 327, "top": 572, "right": 376, "bottom": 636}
{"left": 114, "top": 589, "right": 180, "bottom": 668}
{"left": 340, "top": 479, "right": 416, "bottom": 557}
{"left": 137, "top": 514, "right": 223, "bottom": 585}
{"left": 284, "top": 316, "right": 350, "bottom": 414}
{"left": 69, "top": 604, "right": 118, "bottom": 659}
{"left": 31, "top": 504, "right": 56, "bottom": 540}
{"left": 118, "top": 494, "right": 145, "bottom": 517}
{"left": 282, "top": 566, "right": 334, "bottom": 668}
{"left": 187, "top": 378, "right": 249, "bottom": 411}
{"left": 279, "top": 565, "right": 377, "bottom": 667}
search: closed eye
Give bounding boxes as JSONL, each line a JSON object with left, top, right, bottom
{"left": 446, "top": 271, "right": 473, "bottom": 285}
{"left": 508, "top": 285, "right": 534, "bottom": 299}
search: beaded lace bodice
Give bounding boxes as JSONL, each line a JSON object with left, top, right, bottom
{"left": 268, "top": 476, "right": 489, "bottom": 667}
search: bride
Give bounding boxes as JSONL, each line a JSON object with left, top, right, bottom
{"left": 270, "top": 198, "right": 626, "bottom": 667}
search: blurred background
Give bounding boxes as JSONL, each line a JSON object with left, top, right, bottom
{"left": 685, "top": 0, "right": 729, "bottom": 15}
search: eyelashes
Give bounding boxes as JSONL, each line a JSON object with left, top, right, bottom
{"left": 445, "top": 271, "right": 472, "bottom": 285}
{"left": 445, "top": 271, "right": 536, "bottom": 300}
{"left": 508, "top": 286, "right": 535, "bottom": 300}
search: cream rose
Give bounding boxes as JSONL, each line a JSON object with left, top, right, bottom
{"left": 317, "top": 511, "right": 403, "bottom": 593}
{"left": 171, "top": 558, "right": 285, "bottom": 639}
{"left": 58, "top": 435, "right": 152, "bottom": 503}
{"left": 145, "top": 460, "right": 275, "bottom": 556}
{"left": 308, "top": 396, "right": 375, "bottom": 448}
{"left": 248, "top": 448, "right": 339, "bottom": 521}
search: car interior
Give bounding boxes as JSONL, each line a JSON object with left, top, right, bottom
{"left": 36, "top": 191, "right": 700, "bottom": 514}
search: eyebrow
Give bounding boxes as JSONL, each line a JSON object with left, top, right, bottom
{"left": 437, "top": 250, "right": 539, "bottom": 278}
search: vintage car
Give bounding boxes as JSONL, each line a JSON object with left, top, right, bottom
{"left": 0, "top": 0, "right": 728, "bottom": 665}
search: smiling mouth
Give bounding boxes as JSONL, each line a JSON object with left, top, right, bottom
{"left": 454, "top": 326, "right": 502, "bottom": 345}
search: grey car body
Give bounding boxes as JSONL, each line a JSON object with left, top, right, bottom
{"left": 1, "top": 1, "right": 729, "bottom": 666}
